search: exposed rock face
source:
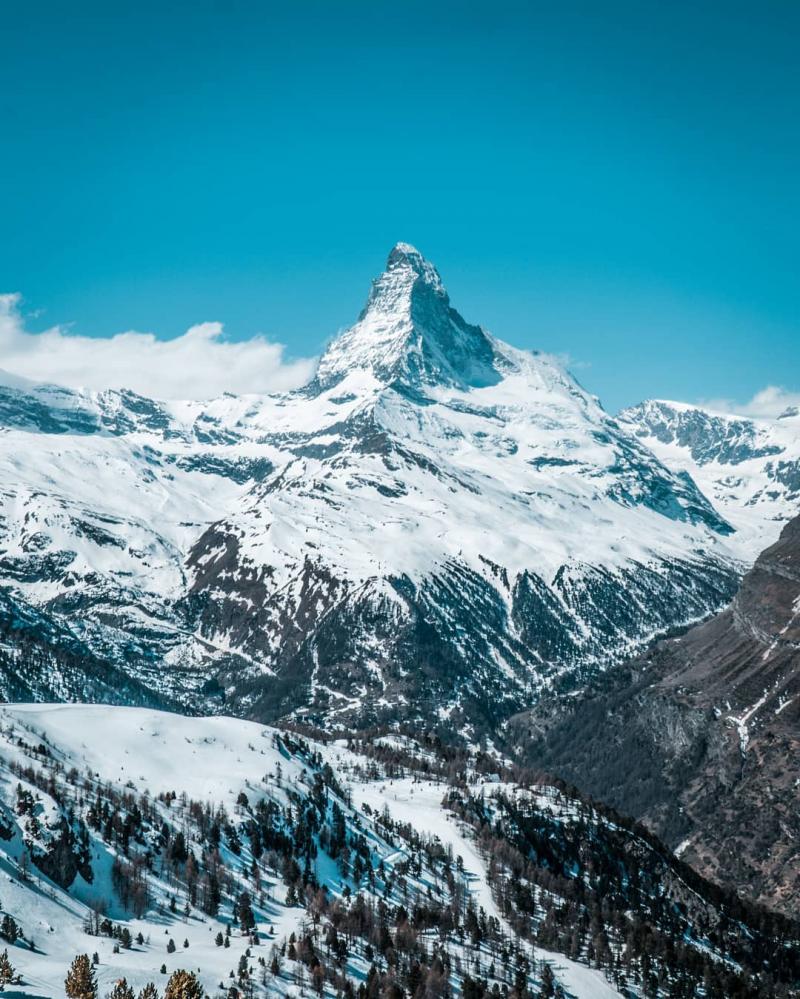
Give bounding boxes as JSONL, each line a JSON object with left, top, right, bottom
{"left": 521, "top": 514, "right": 800, "bottom": 915}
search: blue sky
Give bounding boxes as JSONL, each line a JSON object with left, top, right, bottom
{"left": 1, "top": 1, "right": 798, "bottom": 411}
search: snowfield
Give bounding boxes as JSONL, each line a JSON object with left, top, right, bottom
{"left": 620, "top": 398, "right": 800, "bottom": 558}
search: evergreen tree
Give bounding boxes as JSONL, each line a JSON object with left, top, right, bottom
{"left": 138, "top": 986, "right": 160, "bottom": 999}
{"left": 65, "top": 954, "right": 97, "bottom": 999}
{"left": 169, "top": 832, "right": 188, "bottom": 865}
{"left": 0, "top": 949, "right": 15, "bottom": 990}
{"left": 202, "top": 873, "right": 220, "bottom": 917}
{"left": 236, "top": 891, "right": 256, "bottom": 934}
{"left": 237, "top": 955, "right": 249, "bottom": 982}
{"left": 109, "top": 978, "right": 135, "bottom": 999}
{"left": 538, "top": 963, "right": 556, "bottom": 998}
{"left": 0, "top": 916, "right": 18, "bottom": 944}
{"left": 164, "top": 969, "right": 204, "bottom": 999}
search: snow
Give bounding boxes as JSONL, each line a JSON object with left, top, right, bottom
{"left": 0, "top": 705, "right": 624, "bottom": 999}
{"left": 1, "top": 704, "right": 292, "bottom": 804}
{"left": 0, "top": 246, "right": 753, "bottom": 610}
{"left": 0, "top": 244, "right": 783, "bottom": 717}
{"left": 334, "top": 772, "right": 623, "bottom": 999}
{"left": 0, "top": 705, "right": 312, "bottom": 998}
{"left": 620, "top": 398, "right": 800, "bottom": 558}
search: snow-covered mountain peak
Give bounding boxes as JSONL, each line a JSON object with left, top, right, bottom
{"left": 384, "top": 240, "right": 444, "bottom": 287}
{"left": 314, "top": 244, "right": 501, "bottom": 391}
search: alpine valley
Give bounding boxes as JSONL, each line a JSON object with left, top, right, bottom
{"left": 2, "top": 244, "right": 796, "bottom": 740}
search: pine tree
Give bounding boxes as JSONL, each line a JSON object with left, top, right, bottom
{"left": 202, "top": 873, "right": 220, "bottom": 917}
{"left": 109, "top": 978, "right": 135, "bottom": 999}
{"left": 0, "top": 917, "right": 18, "bottom": 944}
{"left": 65, "top": 954, "right": 97, "bottom": 999}
{"left": 163, "top": 969, "right": 204, "bottom": 999}
{"left": 236, "top": 891, "right": 255, "bottom": 934}
{"left": 138, "top": 986, "right": 160, "bottom": 999}
{"left": 538, "top": 962, "right": 556, "bottom": 998}
{"left": 169, "top": 832, "right": 188, "bottom": 865}
{"left": 167, "top": 938, "right": 176, "bottom": 954}
{"left": 237, "top": 955, "right": 249, "bottom": 981}
{"left": 0, "top": 949, "right": 15, "bottom": 990}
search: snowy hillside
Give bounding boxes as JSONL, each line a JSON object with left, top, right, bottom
{"left": 619, "top": 399, "right": 800, "bottom": 557}
{"left": 0, "top": 245, "right": 785, "bottom": 734}
{"left": 0, "top": 703, "right": 795, "bottom": 999}
{"left": 0, "top": 703, "right": 620, "bottom": 999}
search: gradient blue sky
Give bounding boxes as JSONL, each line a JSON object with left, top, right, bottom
{"left": 1, "top": 0, "right": 798, "bottom": 412}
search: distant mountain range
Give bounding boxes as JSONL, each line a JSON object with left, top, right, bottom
{"left": 0, "top": 244, "right": 797, "bottom": 739}
{"left": 620, "top": 398, "right": 800, "bottom": 556}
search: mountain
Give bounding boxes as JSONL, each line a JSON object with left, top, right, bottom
{"left": 619, "top": 398, "right": 800, "bottom": 557}
{"left": 0, "top": 702, "right": 796, "bottom": 999}
{"left": 186, "top": 244, "right": 750, "bottom": 733}
{"left": 0, "top": 245, "right": 767, "bottom": 736}
{"left": 0, "top": 373, "right": 258, "bottom": 709}
{"left": 521, "top": 512, "right": 800, "bottom": 916}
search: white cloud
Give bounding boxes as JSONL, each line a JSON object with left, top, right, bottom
{"left": 0, "top": 293, "right": 318, "bottom": 400}
{"left": 701, "top": 385, "right": 800, "bottom": 420}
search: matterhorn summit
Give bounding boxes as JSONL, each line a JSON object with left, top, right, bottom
{"left": 315, "top": 242, "right": 503, "bottom": 391}
{"left": 0, "top": 243, "right": 767, "bottom": 736}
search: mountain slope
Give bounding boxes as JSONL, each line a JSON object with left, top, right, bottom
{"left": 0, "top": 246, "right": 767, "bottom": 734}
{"left": 0, "top": 703, "right": 797, "bottom": 998}
{"left": 521, "top": 512, "right": 800, "bottom": 915}
{"left": 619, "top": 398, "right": 800, "bottom": 557}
